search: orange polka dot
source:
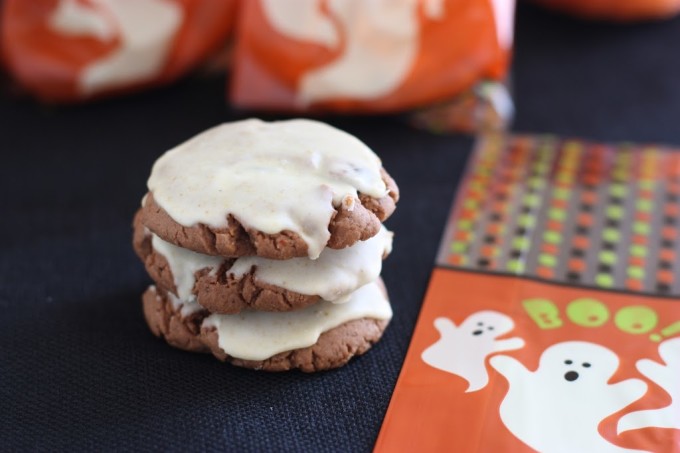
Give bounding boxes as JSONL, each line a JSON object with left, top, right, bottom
{"left": 569, "top": 259, "right": 586, "bottom": 272}
{"left": 635, "top": 212, "right": 651, "bottom": 222}
{"left": 639, "top": 190, "right": 655, "bottom": 200}
{"left": 581, "top": 192, "right": 597, "bottom": 204}
{"left": 664, "top": 204, "right": 680, "bottom": 216}
{"left": 542, "top": 243, "right": 558, "bottom": 254}
{"left": 537, "top": 266, "right": 554, "bottom": 278}
{"left": 467, "top": 191, "right": 484, "bottom": 201}
{"left": 632, "top": 235, "right": 648, "bottom": 245}
{"left": 663, "top": 227, "right": 677, "bottom": 240}
{"left": 628, "top": 256, "right": 645, "bottom": 267}
{"left": 582, "top": 174, "right": 602, "bottom": 186}
{"left": 573, "top": 236, "right": 590, "bottom": 249}
{"left": 547, "top": 220, "right": 563, "bottom": 231}
{"left": 454, "top": 230, "right": 470, "bottom": 241}
{"left": 481, "top": 246, "right": 496, "bottom": 258}
{"left": 551, "top": 199, "right": 568, "bottom": 209}
{"left": 459, "top": 210, "right": 477, "bottom": 220}
{"left": 577, "top": 213, "right": 593, "bottom": 226}
{"left": 660, "top": 248, "right": 675, "bottom": 261}
{"left": 657, "top": 270, "right": 674, "bottom": 284}
{"left": 492, "top": 202, "right": 506, "bottom": 212}
{"left": 487, "top": 224, "right": 502, "bottom": 235}
{"left": 449, "top": 255, "right": 465, "bottom": 266}
{"left": 626, "top": 279, "right": 644, "bottom": 291}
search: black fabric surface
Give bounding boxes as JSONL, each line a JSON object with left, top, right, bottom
{"left": 3, "top": 4, "right": 680, "bottom": 452}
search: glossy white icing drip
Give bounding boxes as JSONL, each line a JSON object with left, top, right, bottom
{"left": 203, "top": 281, "right": 392, "bottom": 361}
{"left": 151, "top": 234, "right": 222, "bottom": 301}
{"left": 229, "top": 226, "right": 393, "bottom": 302}
{"left": 150, "top": 226, "right": 392, "bottom": 302}
{"left": 147, "top": 119, "right": 387, "bottom": 259}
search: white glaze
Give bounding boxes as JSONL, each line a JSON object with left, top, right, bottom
{"left": 151, "top": 235, "right": 222, "bottom": 301}
{"left": 150, "top": 226, "right": 392, "bottom": 302}
{"left": 147, "top": 119, "right": 387, "bottom": 259}
{"left": 166, "top": 290, "right": 204, "bottom": 317}
{"left": 203, "top": 280, "right": 392, "bottom": 361}
{"left": 230, "top": 226, "right": 392, "bottom": 301}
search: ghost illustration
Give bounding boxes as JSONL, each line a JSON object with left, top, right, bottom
{"left": 490, "top": 341, "right": 648, "bottom": 453}
{"left": 261, "top": 0, "right": 445, "bottom": 105}
{"left": 618, "top": 337, "right": 680, "bottom": 434}
{"left": 49, "top": 0, "right": 182, "bottom": 95}
{"left": 421, "top": 311, "right": 525, "bottom": 392}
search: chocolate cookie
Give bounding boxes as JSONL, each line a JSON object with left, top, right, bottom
{"left": 141, "top": 280, "right": 391, "bottom": 372}
{"left": 133, "top": 211, "right": 393, "bottom": 314}
{"left": 142, "top": 285, "right": 209, "bottom": 354}
{"left": 141, "top": 118, "right": 399, "bottom": 260}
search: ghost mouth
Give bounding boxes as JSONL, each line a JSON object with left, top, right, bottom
{"left": 564, "top": 371, "right": 579, "bottom": 382}
{"left": 472, "top": 330, "right": 483, "bottom": 336}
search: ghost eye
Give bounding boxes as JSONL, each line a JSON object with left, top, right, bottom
{"left": 564, "top": 360, "right": 573, "bottom": 365}
{"left": 477, "top": 322, "right": 484, "bottom": 326}
{"left": 488, "top": 326, "right": 494, "bottom": 331}
{"left": 582, "top": 363, "right": 591, "bottom": 368}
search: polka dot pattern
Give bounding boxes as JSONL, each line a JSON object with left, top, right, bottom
{"left": 439, "top": 135, "right": 680, "bottom": 297}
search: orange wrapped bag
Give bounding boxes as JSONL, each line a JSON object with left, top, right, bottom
{"left": 1, "top": 0, "right": 237, "bottom": 102}
{"left": 532, "top": 0, "right": 680, "bottom": 21}
{"left": 230, "top": 0, "right": 515, "bottom": 130}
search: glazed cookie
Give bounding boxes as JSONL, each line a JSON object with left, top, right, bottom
{"left": 133, "top": 211, "right": 393, "bottom": 314}
{"left": 141, "top": 280, "right": 392, "bottom": 372}
{"left": 139, "top": 118, "right": 399, "bottom": 260}
{"left": 142, "top": 285, "right": 209, "bottom": 354}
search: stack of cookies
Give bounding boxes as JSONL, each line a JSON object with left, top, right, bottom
{"left": 132, "top": 118, "right": 400, "bottom": 372}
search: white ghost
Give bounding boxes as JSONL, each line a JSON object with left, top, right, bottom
{"left": 618, "top": 337, "right": 680, "bottom": 434}
{"left": 49, "top": 0, "right": 182, "bottom": 95}
{"left": 261, "top": 0, "right": 445, "bottom": 105}
{"left": 421, "top": 311, "right": 524, "bottom": 392}
{"left": 490, "top": 341, "right": 648, "bottom": 453}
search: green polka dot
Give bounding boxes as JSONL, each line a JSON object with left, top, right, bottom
{"left": 469, "top": 181, "right": 485, "bottom": 190}
{"left": 528, "top": 178, "right": 546, "bottom": 190}
{"left": 533, "top": 162, "right": 551, "bottom": 174}
{"left": 636, "top": 199, "right": 654, "bottom": 211}
{"left": 513, "top": 236, "right": 531, "bottom": 250}
{"left": 543, "top": 231, "right": 562, "bottom": 244}
{"left": 638, "top": 180, "right": 656, "bottom": 190}
{"left": 553, "top": 188, "right": 572, "bottom": 200}
{"left": 599, "top": 251, "right": 617, "bottom": 265}
{"left": 463, "top": 199, "right": 478, "bottom": 209}
{"left": 539, "top": 254, "right": 557, "bottom": 267}
{"left": 548, "top": 208, "right": 566, "bottom": 221}
{"left": 596, "top": 274, "right": 614, "bottom": 287}
{"left": 451, "top": 242, "right": 468, "bottom": 253}
{"left": 627, "top": 267, "right": 645, "bottom": 279}
{"left": 633, "top": 222, "right": 651, "bottom": 235}
{"left": 523, "top": 193, "right": 542, "bottom": 208}
{"left": 457, "top": 219, "right": 473, "bottom": 230}
{"left": 557, "top": 174, "right": 574, "bottom": 184}
{"left": 563, "top": 141, "right": 581, "bottom": 152}
{"left": 518, "top": 214, "right": 537, "bottom": 228}
{"left": 602, "top": 228, "right": 620, "bottom": 242}
{"left": 507, "top": 260, "right": 525, "bottom": 273}
{"left": 606, "top": 206, "right": 624, "bottom": 219}
{"left": 630, "top": 245, "right": 647, "bottom": 257}
{"left": 609, "top": 184, "right": 628, "bottom": 197}
{"left": 613, "top": 170, "right": 630, "bottom": 181}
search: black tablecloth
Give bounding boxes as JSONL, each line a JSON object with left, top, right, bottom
{"left": 3, "top": 4, "right": 680, "bottom": 451}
